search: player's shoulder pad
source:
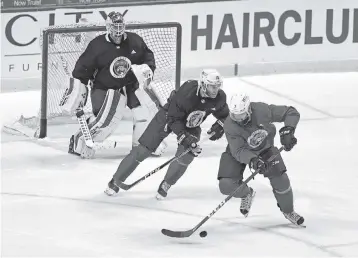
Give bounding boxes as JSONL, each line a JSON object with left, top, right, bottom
{"left": 173, "top": 80, "right": 198, "bottom": 102}
{"left": 178, "top": 80, "right": 199, "bottom": 94}
{"left": 250, "top": 102, "right": 270, "bottom": 113}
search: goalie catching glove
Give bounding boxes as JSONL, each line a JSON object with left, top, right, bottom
{"left": 279, "top": 126, "right": 297, "bottom": 151}
{"left": 177, "top": 132, "right": 202, "bottom": 157}
{"left": 207, "top": 120, "right": 224, "bottom": 141}
{"left": 59, "top": 78, "right": 89, "bottom": 114}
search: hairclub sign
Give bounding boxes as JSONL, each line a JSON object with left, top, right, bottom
{"left": 1, "top": 0, "right": 357, "bottom": 79}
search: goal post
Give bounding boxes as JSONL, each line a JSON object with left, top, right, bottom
{"left": 37, "top": 21, "right": 182, "bottom": 138}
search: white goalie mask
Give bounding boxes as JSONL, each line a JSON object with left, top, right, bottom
{"left": 229, "top": 92, "right": 252, "bottom": 124}
{"left": 106, "top": 11, "right": 126, "bottom": 43}
{"left": 199, "top": 69, "right": 223, "bottom": 98}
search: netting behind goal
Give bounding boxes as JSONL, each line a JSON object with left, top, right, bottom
{"left": 37, "top": 22, "right": 181, "bottom": 138}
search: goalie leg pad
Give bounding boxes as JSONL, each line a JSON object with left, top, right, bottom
{"left": 87, "top": 89, "right": 126, "bottom": 142}
{"left": 163, "top": 145, "right": 195, "bottom": 186}
{"left": 219, "top": 178, "right": 251, "bottom": 198}
{"left": 72, "top": 89, "right": 126, "bottom": 157}
{"left": 269, "top": 173, "right": 294, "bottom": 213}
{"left": 112, "top": 144, "right": 152, "bottom": 183}
{"left": 59, "top": 78, "right": 88, "bottom": 115}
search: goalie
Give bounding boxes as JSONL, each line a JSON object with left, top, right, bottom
{"left": 60, "top": 11, "right": 167, "bottom": 158}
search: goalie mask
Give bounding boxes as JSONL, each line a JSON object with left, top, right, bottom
{"left": 199, "top": 69, "right": 223, "bottom": 98}
{"left": 229, "top": 92, "right": 252, "bottom": 125}
{"left": 106, "top": 11, "right": 126, "bottom": 43}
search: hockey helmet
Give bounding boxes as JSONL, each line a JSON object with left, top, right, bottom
{"left": 106, "top": 11, "right": 127, "bottom": 41}
{"left": 199, "top": 69, "right": 223, "bottom": 98}
{"left": 228, "top": 92, "right": 252, "bottom": 124}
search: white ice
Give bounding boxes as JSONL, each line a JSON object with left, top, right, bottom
{"left": 1, "top": 73, "right": 358, "bottom": 257}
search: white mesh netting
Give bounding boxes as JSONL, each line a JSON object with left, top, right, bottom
{"left": 6, "top": 21, "right": 181, "bottom": 137}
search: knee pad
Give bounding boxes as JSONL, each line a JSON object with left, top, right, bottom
{"left": 219, "top": 178, "right": 238, "bottom": 195}
{"left": 270, "top": 173, "right": 291, "bottom": 195}
{"left": 218, "top": 178, "right": 250, "bottom": 198}
{"left": 130, "top": 144, "right": 152, "bottom": 163}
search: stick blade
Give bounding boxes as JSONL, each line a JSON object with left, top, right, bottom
{"left": 116, "top": 181, "right": 131, "bottom": 191}
{"left": 161, "top": 228, "right": 193, "bottom": 238}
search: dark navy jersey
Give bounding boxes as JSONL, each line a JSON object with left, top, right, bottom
{"left": 165, "top": 80, "right": 229, "bottom": 136}
{"left": 72, "top": 32, "right": 155, "bottom": 91}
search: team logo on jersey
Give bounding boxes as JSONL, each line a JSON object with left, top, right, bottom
{"left": 247, "top": 129, "right": 268, "bottom": 150}
{"left": 110, "top": 56, "right": 131, "bottom": 78}
{"left": 186, "top": 110, "right": 206, "bottom": 128}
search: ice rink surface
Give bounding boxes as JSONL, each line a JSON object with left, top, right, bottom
{"left": 1, "top": 73, "right": 358, "bottom": 257}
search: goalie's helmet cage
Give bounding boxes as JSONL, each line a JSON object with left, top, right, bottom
{"left": 106, "top": 11, "right": 126, "bottom": 40}
{"left": 199, "top": 69, "right": 223, "bottom": 98}
{"left": 229, "top": 92, "right": 251, "bottom": 124}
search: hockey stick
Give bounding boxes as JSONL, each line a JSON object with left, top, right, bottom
{"left": 161, "top": 146, "right": 284, "bottom": 238}
{"left": 116, "top": 133, "right": 215, "bottom": 190}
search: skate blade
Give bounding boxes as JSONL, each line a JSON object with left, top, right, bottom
{"left": 295, "top": 223, "right": 306, "bottom": 228}
{"left": 104, "top": 188, "right": 117, "bottom": 196}
{"left": 155, "top": 193, "right": 166, "bottom": 201}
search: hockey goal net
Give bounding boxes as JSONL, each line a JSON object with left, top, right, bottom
{"left": 7, "top": 21, "right": 181, "bottom": 138}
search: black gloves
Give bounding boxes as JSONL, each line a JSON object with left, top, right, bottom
{"left": 279, "top": 126, "right": 297, "bottom": 151}
{"left": 207, "top": 120, "right": 224, "bottom": 141}
{"left": 177, "top": 132, "right": 201, "bottom": 156}
{"left": 249, "top": 157, "right": 270, "bottom": 174}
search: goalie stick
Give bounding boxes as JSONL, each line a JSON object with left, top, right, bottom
{"left": 75, "top": 108, "right": 94, "bottom": 148}
{"left": 116, "top": 133, "right": 215, "bottom": 190}
{"left": 161, "top": 146, "right": 284, "bottom": 238}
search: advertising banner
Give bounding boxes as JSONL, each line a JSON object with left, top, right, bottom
{"left": 1, "top": 0, "right": 358, "bottom": 79}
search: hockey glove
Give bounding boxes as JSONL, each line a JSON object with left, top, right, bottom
{"left": 177, "top": 132, "right": 201, "bottom": 157}
{"left": 207, "top": 120, "right": 224, "bottom": 141}
{"left": 249, "top": 156, "right": 271, "bottom": 174}
{"left": 279, "top": 126, "right": 297, "bottom": 151}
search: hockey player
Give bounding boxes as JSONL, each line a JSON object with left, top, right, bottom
{"left": 60, "top": 11, "right": 167, "bottom": 158}
{"left": 105, "top": 69, "right": 229, "bottom": 199}
{"left": 217, "top": 92, "right": 304, "bottom": 226}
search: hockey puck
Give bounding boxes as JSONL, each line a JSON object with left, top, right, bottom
{"left": 199, "top": 231, "right": 207, "bottom": 238}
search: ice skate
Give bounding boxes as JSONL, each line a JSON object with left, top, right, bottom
{"left": 283, "top": 211, "right": 305, "bottom": 227}
{"left": 104, "top": 178, "right": 120, "bottom": 196}
{"left": 156, "top": 180, "right": 171, "bottom": 200}
{"left": 240, "top": 187, "right": 256, "bottom": 217}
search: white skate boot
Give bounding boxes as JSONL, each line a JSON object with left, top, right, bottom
{"left": 104, "top": 178, "right": 120, "bottom": 196}
{"left": 155, "top": 180, "right": 171, "bottom": 200}
{"left": 240, "top": 187, "right": 256, "bottom": 217}
{"left": 283, "top": 211, "right": 305, "bottom": 226}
